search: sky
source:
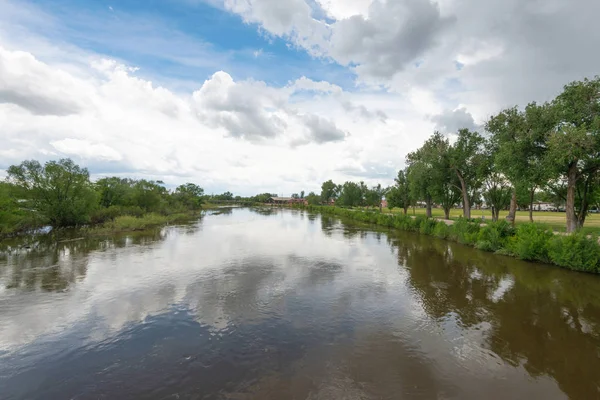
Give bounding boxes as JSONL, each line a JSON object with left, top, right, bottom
{"left": 1, "top": 0, "right": 598, "bottom": 196}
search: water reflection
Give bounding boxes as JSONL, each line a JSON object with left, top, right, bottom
{"left": 0, "top": 208, "right": 599, "bottom": 399}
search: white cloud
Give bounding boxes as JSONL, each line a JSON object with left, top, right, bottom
{"left": 50, "top": 139, "right": 123, "bottom": 161}
{"left": 0, "top": 44, "right": 423, "bottom": 194}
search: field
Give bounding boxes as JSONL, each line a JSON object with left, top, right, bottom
{"left": 385, "top": 207, "right": 600, "bottom": 235}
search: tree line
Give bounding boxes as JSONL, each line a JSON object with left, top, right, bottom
{"left": 315, "top": 77, "right": 600, "bottom": 233}
{"left": 1, "top": 159, "right": 207, "bottom": 235}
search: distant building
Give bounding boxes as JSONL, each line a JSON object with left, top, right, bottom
{"left": 381, "top": 199, "right": 388, "bottom": 209}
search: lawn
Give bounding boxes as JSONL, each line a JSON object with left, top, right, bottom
{"left": 384, "top": 207, "right": 600, "bottom": 235}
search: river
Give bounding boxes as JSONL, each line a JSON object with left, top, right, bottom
{"left": 1, "top": 207, "right": 599, "bottom": 399}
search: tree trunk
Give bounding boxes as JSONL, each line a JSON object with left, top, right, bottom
{"left": 529, "top": 187, "right": 535, "bottom": 223}
{"left": 403, "top": 206, "right": 408, "bottom": 215}
{"left": 444, "top": 207, "right": 450, "bottom": 220}
{"left": 577, "top": 174, "right": 592, "bottom": 229}
{"left": 506, "top": 189, "right": 517, "bottom": 226}
{"left": 426, "top": 198, "right": 432, "bottom": 218}
{"left": 566, "top": 163, "right": 578, "bottom": 233}
{"left": 456, "top": 171, "right": 470, "bottom": 219}
{"left": 491, "top": 207, "right": 498, "bottom": 222}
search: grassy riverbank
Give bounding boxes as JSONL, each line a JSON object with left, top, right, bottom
{"left": 85, "top": 212, "right": 198, "bottom": 235}
{"left": 300, "top": 205, "right": 600, "bottom": 274}
{"left": 385, "top": 207, "right": 600, "bottom": 235}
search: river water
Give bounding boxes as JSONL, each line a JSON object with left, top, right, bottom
{"left": 1, "top": 207, "right": 599, "bottom": 399}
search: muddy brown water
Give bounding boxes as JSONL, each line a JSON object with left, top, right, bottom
{"left": 1, "top": 208, "right": 599, "bottom": 399}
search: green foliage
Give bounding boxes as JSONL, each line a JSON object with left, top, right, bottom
{"left": 387, "top": 169, "right": 412, "bottom": 212}
{"left": 419, "top": 218, "right": 439, "bottom": 235}
{"left": 508, "top": 224, "right": 554, "bottom": 262}
{"left": 7, "top": 159, "right": 98, "bottom": 227}
{"left": 433, "top": 222, "right": 450, "bottom": 239}
{"left": 338, "top": 181, "right": 364, "bottom": 207}
{"left": 320, "top": 180, "right": 338, "bottom": 204}
{"left": 548, "top": 233, "right": 600, "bottom": 273}
{"left": 173, "top": 183, "right": 204, "bottom": 210}
{"left": 476, "top": 220, "right": 515, "bottom": 252}
{"left": 449, "top": 218, "right": 481, "bottom": 245}
{"left": 305, "top": 192, "right": 321, "bottom": 205}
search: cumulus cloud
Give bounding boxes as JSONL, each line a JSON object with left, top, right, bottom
{"left": 0, "top": 44, "right": 397, "bottom": 194}
{"left": 193, "top": 71, "right": 289, "bottom": 140}
{"left": 0, "top": 47, "right": 89, "bottom": 115}
{"left": 430, "top": 107, "right": 479, "bottom": 134}
{"left": 301, "top": 114, "right": 346, "bottom": 144}
{"left": 222, "top": 0, "right": 454, "bottom": 81}
{"left": 192, "top": 71, "right": 347, "bottom": 144}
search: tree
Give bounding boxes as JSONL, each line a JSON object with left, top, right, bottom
{"left": 407, "top": 132, "right": 460, "bottom": 219}
{"left": 448, "top": 129, "right": 487, "bottom": 219}
{"left": 95, "top": 177, "right": 133, "bottom": 208}
{"left": 338, "top": 181, "right": 363, "bottom": 207}
{"left": 173, "top": 183, "right": 204, "bottom": 210}
{"left": 487, "top": 102, "right": 555, "bottom": 224}
{"left": 291, "top": 193, "right": 300, "bottom": 199}
{"left": 305, "top": 191, "right": 320, "bottom": 205}
{"left": 7, "top": 159, "right": 98, "bottom": 227}
{"left": 300, "top": 190, "right": 305, "bottom": 199}
{"left": 131, "top": 180, "right": 168, "bottom": 212}
{"left": 548, "top": 77, "right": 600, "bottom": 232}
{"left": 387, "top": 169, "right": 412, "bottom": 214}
{"left": 365, "top": 184, "right": 387, "bottom": 211}
{"left": 482, "top": 172, "right": 512, "bottom": 221}
{"left": 320, "top": 180, "right": 338, "bottom": 204}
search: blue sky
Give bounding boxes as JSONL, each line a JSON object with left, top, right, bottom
{"left": 24, "top": 0, "right": 356, "bottom": 90}
{"left": 1, "top": 0, "right": 598, "bottom": 195}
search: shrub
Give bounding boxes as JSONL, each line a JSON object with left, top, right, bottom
{"left": 548, "top": 233, "right": 600, "bottom": 273}
{"left": 90, "top": 205, "right": 123, "bottom": 224}
{"left": 433, "top": 222, "right": 450, "bottom": 239}
{"left": 419, "top": 218, "right": 438, "bottom": 235}
{"left": 450, "top": 218, "right": 480, "bottom": 245}
{"left": 475, "top": 220, "right": 515, "bottom": 252}
{"left": 508, "top": 223, "right": 553, "bottom": 262}
{"left": 411, "top": 215, "right": 426, "bottom": 232}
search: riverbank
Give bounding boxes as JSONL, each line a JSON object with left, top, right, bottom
{"left": 0, "top": 210, "right": 206, "bottom": 241}
{"left": 84, "top": 212, "right": 200, "bottom": 235}
{"left": 384, "top": 207, "right": 600, "bottom": 235}
{"left": 298, "top": 205, "right": 600, "bottom": 274}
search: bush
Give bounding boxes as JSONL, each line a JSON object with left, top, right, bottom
{"left": 433, "top": 222, "right": 450, "bottom": 239}
{"left": 419, "top": 218, "right": 438, "bottom": 235}
{"left": 548, "top": 233, "right": 600, "bottom": 273}
{"left": 449, "top": 218, "right": 480, "bottom": 245}
{"left": 411, "top": 215, "right": 426, "bottom": 232}
{"left": 508, "top": 223, "right": 553, "bottom": 262}
{"left": 90, "top": 205, "right": 123, "bottom": 224}
{"left": 475, "top": 220, "right": 515, "bottom": 252}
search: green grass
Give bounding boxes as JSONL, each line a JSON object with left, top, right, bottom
{"left": 384, "top": 207, "right": 600, "bottom": 234}
{"left": 86, "top": 212, "right": 195, "bottom": 235}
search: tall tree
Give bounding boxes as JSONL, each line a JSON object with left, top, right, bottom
{"left": 320, "top": 180, "right": 338, "bottom": 204}
{"left": 7, "top": 159, "right": 98, "bottom": 227}
{"left": 487, "top": 103, "right": 555, "bottom": 224}
{"left": 338, "top": 181, "right": 363, "bottom": 207}
{"left": 407, "top": 132, "right": 460, "bottom": 219}
{"left": 366, "top": 184, "right": 387, "bottom": 211}
{"left": 387, "top": 169, "right": 412, "bottom": 214}
{"left": 548, "top": 77, "right": 600, "bottom": 232}
{"left": 173, "top": 183, "right": 204, "bottom": 210}
{"left": 448, "top": 129, "right": 487, "bottom": 219}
